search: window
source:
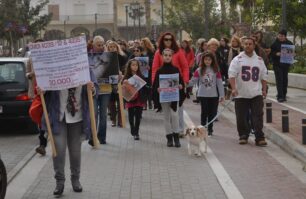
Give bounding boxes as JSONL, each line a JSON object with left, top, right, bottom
{"left": 0, "top": 63, "right": 25, "bottom": 84}
{"left": 48, "top": 4, "right": 59, "bottom": 21}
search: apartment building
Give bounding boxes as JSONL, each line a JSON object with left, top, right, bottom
{"left": 31, "top": 0, "right": 165, "bottom": 41}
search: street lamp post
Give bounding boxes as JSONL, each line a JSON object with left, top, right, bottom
{"left": 125, "top": 5, "right": 129, "bottom": 27}
{"left": 94, "top": 13, "right": 98, "bottom": 32}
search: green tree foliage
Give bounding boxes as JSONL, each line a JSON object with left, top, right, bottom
{"left": 165, "top": 0, "right": 229, "bottom": 40}
{"left": 0, "top": 0, "right": 52, "bottom": 41}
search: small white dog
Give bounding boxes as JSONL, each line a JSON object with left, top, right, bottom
{"left": 185, "top": 125, "right": 207, "bottom": 156}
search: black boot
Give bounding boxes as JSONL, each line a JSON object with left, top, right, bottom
{"left": 53, "top": 184, "right": 64, "bottom": 196}
{"left": 166, "top": 134, "right": 173, "bottom": 147}
{"left": 173, "top": 133, "right": 181, "bottom": 148}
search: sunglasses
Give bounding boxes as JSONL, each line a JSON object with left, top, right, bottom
{"left": 134, "top": 50, "right": 140, "bottom": 52}
{"left": 164, "top": 38, "right": 172, "bottom": 42}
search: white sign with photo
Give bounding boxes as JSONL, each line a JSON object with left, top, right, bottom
{"left": 280, "top": 44, "right": 295, "bottom": 64}
{"left": 122, "top": 75, "right": 146, "bottom": 101}
{"left": 159, "top": 73, "right": 179, "bottom": 103}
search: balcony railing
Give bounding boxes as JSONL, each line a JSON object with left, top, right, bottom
{"left": 51, "top": 14, "right": 114, "bottom": 24}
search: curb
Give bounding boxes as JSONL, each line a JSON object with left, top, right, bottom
{"left": 224, "top": 100, "right": 306, "bottom": 166}
{"left": 7, "top": 148, "right": 37, "bottom": 184}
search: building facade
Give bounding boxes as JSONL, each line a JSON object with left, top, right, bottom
{"left": 31, "top": 0, "right": 166, "bottom": 41}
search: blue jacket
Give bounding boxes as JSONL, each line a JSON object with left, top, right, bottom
{"left": 41, "top": 70, "right": 98, "bottom": 138}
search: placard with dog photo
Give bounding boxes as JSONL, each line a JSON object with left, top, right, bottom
{"left": 135, "top": 57, "right": 149, "bottom": 78}
{"left": 89, "top": 52, "right": 120, "bottom": 84}
{"left": 159, "top": 73, "right": 179, "bottom": 103}
{"left": 122, "top": 74, "right": 146, "bottom": 101}
{"left": 280, "top": 44, "right": 295, "bottom": 64}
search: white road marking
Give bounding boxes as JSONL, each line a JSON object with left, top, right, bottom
{"left": 267, "top": 97, "right": 306, "bottom": 115}
{"left": 184, "top": 110, "right": 244, "bottom": 199}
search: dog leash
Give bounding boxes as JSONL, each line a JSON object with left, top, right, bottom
{"left": 204, "top": 98, "right": 235, "bottom": 128}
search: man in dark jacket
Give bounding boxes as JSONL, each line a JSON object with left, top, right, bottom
{"left": 270, "top": 30, "right": 294, "bottom": 102}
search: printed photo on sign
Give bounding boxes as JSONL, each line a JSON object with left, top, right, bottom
{"left": 109, "top": 75, "right": 119, "bottom": 84}
{"left": 280, "top": 44, "right": 295, "bottom": 64}
{"left": 28, "top": 36, "right": 91, "bottom": 90}
{"left": 90, "top": 52, "right": 120, "bottom": 84}
{"left": 200, "top": 72, "right": 214, "bottom": 89}
{"left": 135, "top": 57, "right": 149, "bottom": 78}
{"left": 122, "top": 75, "right": 146, "bottom": 101}
{"left": 159, "top": 73, "right": 179, "bottom": 103}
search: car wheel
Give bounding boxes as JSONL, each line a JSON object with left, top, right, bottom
{"left": 0, "top": 159, "right": 7, "bottom": 199}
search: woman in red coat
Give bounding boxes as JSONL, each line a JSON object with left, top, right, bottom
{"left": 152, "top": 32, "right": 188, "bottom": 137}
{"left": 151, "top": 32, "right": 189, "bottom": 85}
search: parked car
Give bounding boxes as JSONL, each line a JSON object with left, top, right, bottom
{"left": 0, "top": 156, "right": 6, "bottom": 199}
{"left": 0, "top": 57, "right": 38, "bottom": 133}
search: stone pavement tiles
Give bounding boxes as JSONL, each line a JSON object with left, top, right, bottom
{"left": 0, "top": 132, "right": 36, "bottom": 173}
{"left": 21, "top": 110, "right": 226, "bottom": 199}
{"left": 185, "top": 100, "right": 306, "bottom": 199}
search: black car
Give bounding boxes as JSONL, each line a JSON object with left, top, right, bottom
{"left": 0, "top": 58, "right": 38, "bottom": 133}
{"left": 0, "top": 156, "right": 6, "bottom": 199}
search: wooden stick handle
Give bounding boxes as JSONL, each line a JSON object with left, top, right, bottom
{"left": 117, "top": 81, "right": 126, "bottom": 128}
{"left": 87, "top": 88, "right": 99, "bottom": 148}
{"left": 40, "top": 93, "right": 57, "bottom": 157}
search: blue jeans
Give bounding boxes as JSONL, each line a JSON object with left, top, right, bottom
{"left": 97, "top": 94, "right": 111, "bottom": 143}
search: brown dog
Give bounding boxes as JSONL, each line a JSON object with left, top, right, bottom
{"left": 185, "top": 125, "right": 207, "bottom": 156}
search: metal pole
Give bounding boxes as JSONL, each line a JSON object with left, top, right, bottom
{"left": 282, "top": 110, "right": 289, "bottom": 133}
{"left": 281, "top": 0, "right": 287, "bottom": 30}
{"left": 125, "top": 5, "right": 129, "bottom": 26}
{"left": 302, "top": 119, "right": 306, "bottom": 145}
{"left": 95, "top": 13, "right": 98, "bottom": 32}
{"left": 266, "top": 102, "right": 272, "bottom": 123}
{"left": 161, "top": 0, "right": 164, "bottom": 31}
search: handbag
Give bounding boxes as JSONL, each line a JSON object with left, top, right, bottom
{"left": 29, "top": 95, "right": 43, "bottom": 126}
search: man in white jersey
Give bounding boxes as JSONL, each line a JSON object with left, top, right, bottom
{"left": 228, "top": 37, "right": 268, "bottom": 146}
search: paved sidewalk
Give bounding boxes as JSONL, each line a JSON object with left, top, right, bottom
{"left": 20, "top": 110, "right": 226, "bottom": 199}
{"left": 266, "top": 84, "right": 306, "bottom": 145}
{"left": 7, "top": 91, "right": 306, "bottom": 199}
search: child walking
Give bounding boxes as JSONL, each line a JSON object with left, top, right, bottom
{"left": 152, "top": 48, "right": 185, "bottom": 147}
{"left": 188, "top": 51, "right": 224, "bottom": 136}
{"left": 123, "top": 59, "right": 148, "bottom": 140}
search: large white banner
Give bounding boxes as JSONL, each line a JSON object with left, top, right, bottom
{"left": 28, "top": 36, "right": 91, "bottom": 90}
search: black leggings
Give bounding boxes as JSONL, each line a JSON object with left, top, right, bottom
{"left": 128, "top": 106, "right": 143, "bottom": 136}
{"left": 200, "top": 97, "right": 219, "bottom": 132}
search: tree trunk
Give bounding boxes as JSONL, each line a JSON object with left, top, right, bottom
{"left": 145, "top": 0, "right": 151, "bottom": 36}
{"left": 220, "top": 0, "right": 226, "bottom": 21}
{"left": 204, "top": 0, "right": 210, "bottom": 39}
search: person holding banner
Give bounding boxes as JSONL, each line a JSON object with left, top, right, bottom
{"left": 87, "top": 35, "right": 109, "bottom": 146}
{"left": 152, "top": 32, "right": 189, "bottom": 138}
{"left": 271, "top": 30, "right": 294, "bottom": 102}
{"left": 106, "top": 41, "right": 127, "bottom": 127}
{"left": 37, "top": 76, "right": 97, "bottom": 195}
{"left": 141, "top": 37, "right": 155, "bottom": 109}
{"left": 152, "top": 48, "right": 185, "bottom": 148}
{"left": 122, "top": 59, "right": 148, "bottom": 140}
